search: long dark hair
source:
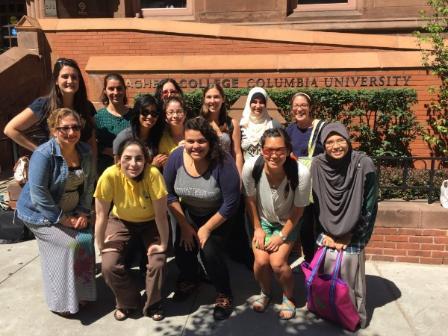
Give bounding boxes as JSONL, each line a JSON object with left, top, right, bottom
{"left": 116, "top": 138, "right": 149, "bottom": 182}
{"left": 131, "top": 94, "right": 165, "bottom": 156}
{"left": 200, "top": 84, "right": 231, "bottom": 133}
{"left": 184, "top": 116, "right": 225, "bottom": 167}
{"left": 154, "top": 78, "right": 183, "bottom": 104}
{"left": 260, "top": 128, "right": 298, "bottom": 193}
{"left": 101, "top": 73, "right": 128, "bottom": 106}
{"left": 46, "top": 58, "right": 88, "bottom": 118}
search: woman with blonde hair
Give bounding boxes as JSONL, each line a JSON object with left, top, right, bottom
{"left": 16, "top": 107, "right": 96, "bottom": 316}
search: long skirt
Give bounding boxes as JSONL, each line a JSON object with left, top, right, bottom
{"left": 322, "top": 248, "right": 367, "bottom": 328}
{"left": 25, "top": 222, "right": 97, "bottom": 314}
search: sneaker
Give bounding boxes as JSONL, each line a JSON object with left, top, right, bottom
{"left": 213, "top": 293, "right": 233, "bottom": 320}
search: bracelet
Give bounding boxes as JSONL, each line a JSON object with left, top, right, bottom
{"left": 278, "top": 231, "right": 287, "bottom": 242}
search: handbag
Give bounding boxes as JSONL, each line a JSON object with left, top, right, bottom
{"left": 440, "top": 179, "right": 448, "bottom": 208}
{"left": 13, "top": 156, "right": 29, "bottom": 186}
{"left": 301, "top": 246, "right": 361, "bottom": 331}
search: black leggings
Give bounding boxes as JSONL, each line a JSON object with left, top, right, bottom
{"left": 174, "top": 212, "right": 232, "bottom": 296}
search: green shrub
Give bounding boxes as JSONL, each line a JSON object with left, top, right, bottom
{"left": 180, "top": 87, "right": 421, "bottom": 158}
{"left": 377, "top": 165, "right": 448, "bottom": 201}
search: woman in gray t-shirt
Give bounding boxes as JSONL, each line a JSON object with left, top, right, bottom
{"left": 242, "top": 128, "right": 310, "bottom": 320}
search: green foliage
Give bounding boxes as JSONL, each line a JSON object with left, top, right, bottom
{"left": 377, "top": 166, "right": 448, "bottom": 201}
{"left": 181, "top": 87, "right": 420, "bottom": 158}
{"left": 416, "top": 0, "right": 448, "bottom": 156}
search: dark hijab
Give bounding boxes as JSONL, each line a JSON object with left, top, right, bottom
{"left": 311, "top": 122, "right": 376, "bottom": 237}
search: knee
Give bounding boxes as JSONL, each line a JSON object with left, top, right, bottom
{"left": 147, "top": 253, "right": 166, "bottom": 272}
{"left": 254, "top": 256, "right": 270, "bottom": 269}
{"left": 270, "top": 260, "right": 288, "bottom": 274}
{"left": 101, "top": 253, "right": 124, "bottom": 277}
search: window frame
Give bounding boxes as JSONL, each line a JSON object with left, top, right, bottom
{"left": 140, "top": 0, "right": 193, "bottom": 17}
{"left": 295, "top": 0, "right": 357, "bottom": 12}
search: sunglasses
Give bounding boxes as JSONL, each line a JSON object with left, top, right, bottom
{"left": 141, "top": 109, "right": 160, "bottom": 118}
{"left": 162, "top": 89, "right": 178, "bottom": 95}
{"left": 262, "top": 147, "right": 288, "bottom": 157}
{"left": 56, "top": 125, "right": 82, "bottom": 133}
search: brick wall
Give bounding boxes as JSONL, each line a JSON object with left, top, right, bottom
{"left": 38, "top": 30, "right": 439, "bottom": 157}
{"left": 366, "top": 228, "right": 448, "bottom": 265}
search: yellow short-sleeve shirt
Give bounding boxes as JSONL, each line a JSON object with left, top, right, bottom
{"left": 158, "top": 129, "right": 178, "bottom": 155}
{"left": 94, "top": 164, "right": 167, "bottom": 222}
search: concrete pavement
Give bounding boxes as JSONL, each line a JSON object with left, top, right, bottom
{"left": 0, "top": 240, "right": 447, "bottom": 336}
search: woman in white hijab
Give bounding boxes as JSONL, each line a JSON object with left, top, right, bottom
{"left": 240, "top": 87, "right": 282, "bottom": 162}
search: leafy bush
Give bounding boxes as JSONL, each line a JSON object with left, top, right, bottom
{"left": 377, "top": 165, "right": 448, "bottom": 201}
{"left": 180, "top": 87, "right": 421, "bottom": 158}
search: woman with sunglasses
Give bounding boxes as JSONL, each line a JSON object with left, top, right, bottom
{"left": 242, "top": 128, "right": 310, "bottom": 320}
{"left": 113, "top": 94, "right": 165, "bottom": 166}
{"left": 4, "top": 58, "right": 97, "bottom": 158}
{"left": 15, "top": 108, "right": 96, "bottom": 316}
{"left": 95, "top": 73, "right": 132, "bottom": 175}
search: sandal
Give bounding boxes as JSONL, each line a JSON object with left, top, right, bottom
{"left": 278, "top": 295, "right": 296, "bottom": 320}
{"left": 146, "top": 301, "right": 165, "bottom": 321}
{"left": 252, "top": 291, "right": 271, "bottom": 313}
{"left": 114, "top": 308, "right": 131, "bottom": 321}
{"left": 213, "top": 293, "right": 233, "bottom": 320}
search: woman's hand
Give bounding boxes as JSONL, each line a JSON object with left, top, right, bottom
{"left": 147, "top": 243, "right": 166, "bottom": 256}
{"left": 152, "top": 154, "right": 169, "bottom": 168}
{"left": 180, "top": 224, "right": 198, "bottom": 251}
{"left": 252, "top": 227, "right": 266, "bottom": 250}
{"left": 73, "top": 214, "right": 89, "bottom": 230}
{"left": 323, "top": 234, "right": 351, "bottom": 251}
{"left": 197, "top": 226, "right": 211, "bottom": 249}
{"left": 264, "top": 234, "right": 283, "bottom": 253}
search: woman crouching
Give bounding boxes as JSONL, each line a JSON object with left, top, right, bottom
{"left": 94, "top": 138, "right": 169, "bottom": 321}
{"left": 243, "top": 128, "right": 311, "bottom": 320}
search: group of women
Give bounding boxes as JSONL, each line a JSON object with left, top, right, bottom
{"left": 4, "top": 58, "right": 377, "bottom": 329}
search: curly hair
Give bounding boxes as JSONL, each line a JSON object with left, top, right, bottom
{"left": 184, "top": 116, "right": 225, "bottom": 167}
{"left": 47, "top": 107, "right": 81, "bottom": 132}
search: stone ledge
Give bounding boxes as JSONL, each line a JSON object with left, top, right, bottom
{"left": 377, "top": 200, "right": 448, "bottom": 229}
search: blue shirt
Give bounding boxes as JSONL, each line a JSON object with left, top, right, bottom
{"left": 16, "top": 138, "right": 95, "bottom": 225}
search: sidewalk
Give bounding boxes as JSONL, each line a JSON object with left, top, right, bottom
{"left": 0, "top": 240, "right": 447, "bottom": 336}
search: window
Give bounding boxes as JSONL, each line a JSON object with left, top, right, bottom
{"left": 141, "top": 1, "right": 186, "bottom": 8}
{"left": 140, "top": 0, "right": 193, "bottom": 18}
{"left": 295, "top": 0, "right": 356, "bottom": 12}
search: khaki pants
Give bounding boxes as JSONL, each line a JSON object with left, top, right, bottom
{"left": 101, "top": 216, "right": 166, "bottom": 314}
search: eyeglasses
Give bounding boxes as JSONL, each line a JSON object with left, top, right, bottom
{"left": 56, "top": 125, "right": 81, "bottom": 133}
{"left": 262, "top": 147, "right": 288, "bottom": 157}
{"left": 324, "top": 139, "right": 347, "bottom": 147}
{"left": 292, "top": 104, "right": 309, "bottom": 110}
{"left": 166, "top": 110, "right": 184, "bottom": 117}
{"left": 162, "top": 89, "right": 178, "bottom": 96}
{"left": 141, "top": 109, "right": 160, "bottom": 119}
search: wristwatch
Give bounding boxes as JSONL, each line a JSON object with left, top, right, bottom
{"left": 278, "top": 231, "right": 287, "bottom": 242}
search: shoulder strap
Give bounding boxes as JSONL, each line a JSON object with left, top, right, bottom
{"left": 252, "top": 155, "right": 265, "bottom": 186}
{"left": 307, "top": 119, "right": 325, "bottom": 158}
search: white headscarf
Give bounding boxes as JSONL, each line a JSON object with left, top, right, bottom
{"left": 240, "top": 87, "right": 272, "bottom": 146}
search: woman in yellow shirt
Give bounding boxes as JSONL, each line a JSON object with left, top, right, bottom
{"left": 94, "top": 138, "right": 169, "bottom": 321}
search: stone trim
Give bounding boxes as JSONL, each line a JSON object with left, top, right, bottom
{"left": 84, "top": 51, "right": 423, "bottom": 72}
{"left": 21, "top": 17, "right": 427, "bottom": 51}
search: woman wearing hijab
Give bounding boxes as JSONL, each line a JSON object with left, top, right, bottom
{"left": 311, "top": 122, "right": 378, "bottom": 329}
{"left": 240, "top": 87, "right": 282, "bottom": 162}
